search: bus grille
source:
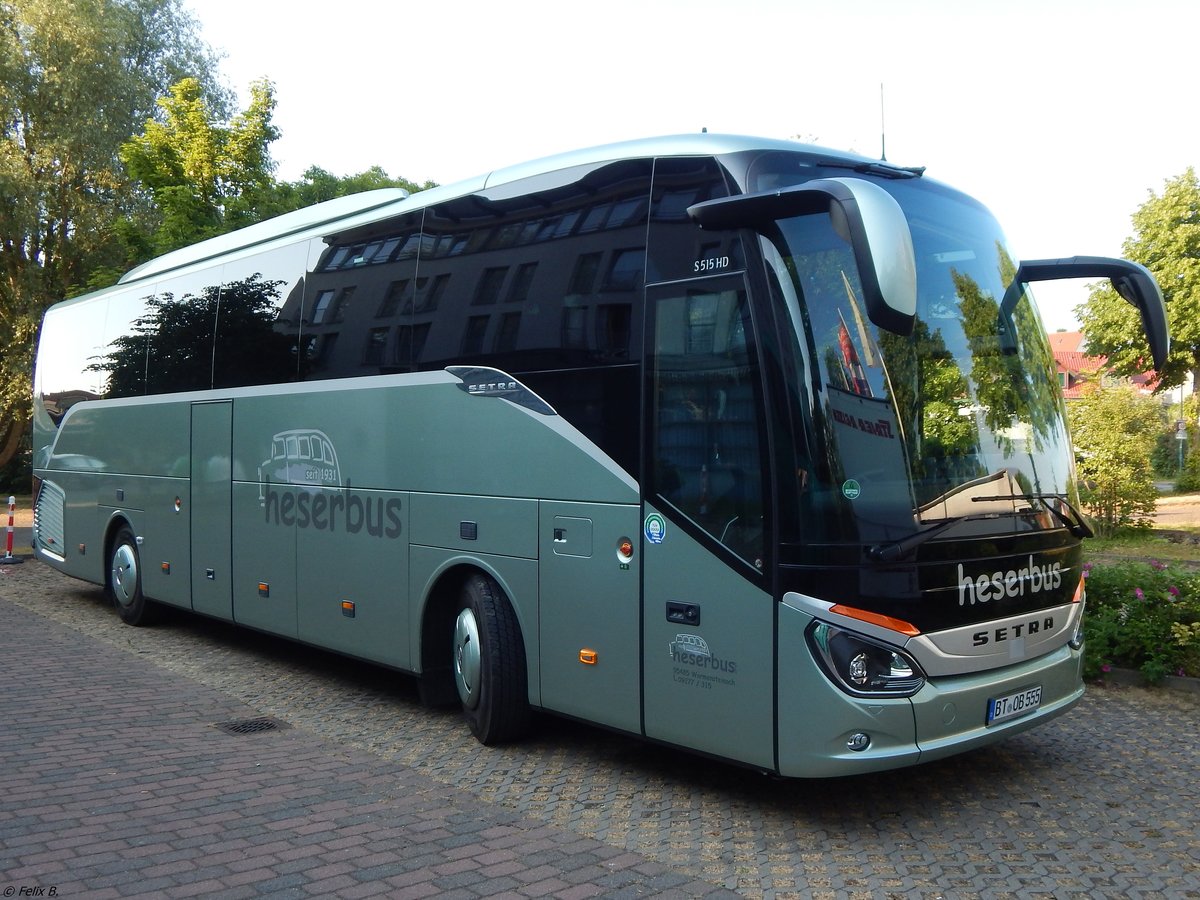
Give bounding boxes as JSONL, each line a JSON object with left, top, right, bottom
{"left": 34, "top": 482, "right": 66, "bottom": 554}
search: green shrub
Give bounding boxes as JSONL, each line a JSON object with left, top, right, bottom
{"left": 1082, "top": 559, "right": 1200, "bottom": 682}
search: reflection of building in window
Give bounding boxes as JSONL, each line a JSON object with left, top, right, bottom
{"left": 394, "top": 323, "right": 430, "bottom": 366}
{"left": 605, "top": 249, "right": 643, "bottom": 291}
{"left": 332, "top": 286, "right": 354, "bottom": 323}
{"left": 311, "top": 289, "right": 335, "bottom": 324}
{"left": 413, "top": 273, "right": 450, "bottom": 314}
{"left": 686, "top": 294, "right": 719, "bottom": 353}
{"left": 474, "top": 267, "right": 508, "bottom": 305}
{"left": 495, "top": 312, "right": 521, "bottom": 353}
{"left": 306, "top": 333, "right": 338, "bottom": 366}
{"left": 461, "top": 315, "right": 489, "bottom": 355}
{"left": 507, "top": 263, "right": 537, "bottom": 303}
{"left": 596, "top": 304, "right": 632, "bottom": 357}
{"left": 376, "top": 280, "right": 408, "bottom": 318}
{"left": 364, "top": 328, "right": 388, "bottom": 365}
{"left": 569, "top": 253, "right": 602, "bottom": 294}
{"left": 562, "top": 306, "right": 587, "bottom": 349}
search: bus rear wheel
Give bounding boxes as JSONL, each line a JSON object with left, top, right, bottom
{"left": 452, "top": 572, "right": 530, "bottom": 744}
{"left": 109, "top": 526, "right": 158, "bottom": 626}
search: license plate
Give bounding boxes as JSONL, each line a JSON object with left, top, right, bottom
{"left": 986, "top": 685, "right": 1042, "bottom": 725}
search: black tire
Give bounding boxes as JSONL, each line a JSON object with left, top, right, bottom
{"left": 452, "top": 572, "right": 530, "bottom": 744}
{"left": 108, "top": 526, "right": 158, "bottom": 626}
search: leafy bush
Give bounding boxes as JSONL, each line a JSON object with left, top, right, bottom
{"left": 1067, "top": 384, "right": 1162, "bottom": 536}
{"left": 1082, "top": 559, "right": 1200, "bottom": 682}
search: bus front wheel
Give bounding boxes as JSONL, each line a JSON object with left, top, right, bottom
{"left": 452, "top": 573, "right": 530, "bottom": 744}
{"left": 108, "top": 526, "right": 157, "bottom": 626}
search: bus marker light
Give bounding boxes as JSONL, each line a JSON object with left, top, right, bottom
{"left": 829, "top": 604, "right": 920, "bottom": 636}
{"left": 580, "top": 649, "right": 598, "bottom": 665}
{"left": 258, "top": 582, "right": 270, "bottom": 597}
{"left": 161, "top": 562, "right": 171, "bottom": 574}
{"left": 174, "top": 497, "right": 182, "bottom": 513}
{"left": 617, "top": 538, "right": 634, "bottom": 563}
{"left": 342, "top": 600, "right": 356, "bottom": 618}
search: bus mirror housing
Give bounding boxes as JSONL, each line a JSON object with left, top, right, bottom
{"left": 688, "top": 177, "right": 917, "bottom": 335}
{"left": 1009, "top": 257, "right": 1170, "bottom": 371}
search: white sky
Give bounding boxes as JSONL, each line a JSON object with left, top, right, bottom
{"left": 188, "top": 0, "right": 1197, "bottom": 332}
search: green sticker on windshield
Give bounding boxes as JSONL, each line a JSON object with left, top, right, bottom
{"left": 841, "top": 479, "right": 862, "bottom": 500}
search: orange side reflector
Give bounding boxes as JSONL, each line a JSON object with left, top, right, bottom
{"left": 829, "top": 604, "right": 921, "bottom": 636}
{"left": 1073, "top": 576, "right": 1085, "bottom": 603}
{"left": 579, "top": 649, "right": 598, "bottom": 665}
{"left": 341, "top": 600, "right": 356, "bottom": 618}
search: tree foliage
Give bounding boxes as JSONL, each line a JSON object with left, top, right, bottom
{"left": 257, "top": 165, "right": 436, "bottom": 220}
{"left": 120, "top": 76, "right": 280, "bottom": 254}
{"left": 1078, "top": 168, "right": 1200, "bottom": 395}
{"left": 89, "top": 275, "right": 294, "bottom": 397}
{"left": 0, "top": 0, "right": 221, "bottom": 467}
{"left": 1, "top": 0, "right": 434, "bottom": 479}
{"left": 1067, "top": 383, "right": 1163, "bottom": 536}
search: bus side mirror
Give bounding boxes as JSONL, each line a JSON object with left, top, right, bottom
{"left": 1010, "top": 257, "right": 1169, "bottom": 371}
{"left": 688, "top": 177, "right": 918, "bottom": 335}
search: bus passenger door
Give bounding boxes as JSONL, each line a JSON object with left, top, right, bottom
{"left": 191, "top": 401, "right": 233, "bottom": 619}
{"left": 641, "top": 278, "right": 776, "bottom": 772}
{"left": 539, "top": 500, "right": 641, "bottom": 734}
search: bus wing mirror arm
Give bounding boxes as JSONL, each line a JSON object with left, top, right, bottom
{"left": 1008, "top": 256, "right": 1169, "bottom": 371}
{"left": 688, "top": 177, "right": 918, "bottom": 336}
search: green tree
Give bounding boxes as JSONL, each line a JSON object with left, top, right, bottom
{"left": 1067, "top": 383, "right": 1163, "bottom": 536}
{"left": 0, "top": 0, "right": 221, "bottom": 469}
{"left": 1078, "top": 168, "right": 1200, "bottom": 396}
{"left": 257, "top": 165, "right": 436, "bottom": 219}
{"left": 120, "top": 76, "right": 280, "bottom": 253}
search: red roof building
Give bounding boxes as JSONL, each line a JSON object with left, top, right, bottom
{"left": 1048, "top": 332, "right": 1105, "bottom": 399}
{"left": 1048, "top": 330, "right": 1160, "bottom": 398}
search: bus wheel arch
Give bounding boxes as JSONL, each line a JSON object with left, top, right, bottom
{"left": 418, "top": 564, "right": 531, "bottom": 744}
{"left": 104, "top": 518, "right": 158, "bottom": 626}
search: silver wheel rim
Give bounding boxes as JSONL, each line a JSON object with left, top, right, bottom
{"left": 111, "top": 543, "right": 138, "bottom": 609}
{"left": 453, "top": 607, "right": 481, "bottom": 709}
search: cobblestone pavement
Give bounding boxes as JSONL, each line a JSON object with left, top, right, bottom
{"left": 3, "top": 561, "right": 1199, "bottom": 898}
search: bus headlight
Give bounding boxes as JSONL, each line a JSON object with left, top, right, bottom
{"left": 806, "top": 621, "right": 925, "bottom": 698}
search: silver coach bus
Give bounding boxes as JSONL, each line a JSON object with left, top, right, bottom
{"left": 31, "top": 134, "right": 1167, "bottom": 776}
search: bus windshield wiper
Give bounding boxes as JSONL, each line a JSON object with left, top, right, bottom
{"left": 972, "top": 493, "right": 1094, "bottom": 539}
{"left": 867, "top": 516, "right": 966, "bottom": 563}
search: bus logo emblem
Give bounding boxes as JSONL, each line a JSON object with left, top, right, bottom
{"left": 258, "top": 429, "right": 341, "bottom": 504}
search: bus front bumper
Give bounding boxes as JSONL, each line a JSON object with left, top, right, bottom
{"left": 776, "top": 604, "right": 1084, "bottom": 778}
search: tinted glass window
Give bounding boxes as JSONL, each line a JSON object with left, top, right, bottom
{"left": 89, "top": 267, "right": 222, "bottom": 397}
{"left": 301, "top": 212, "right": 422, "bottom": 379}
{"left": 646, "top": 156, "right": 742, "bottom": 285}
{"left": 650, "top": 282, "right": 765, "bottom": 568}
{"left": 415, "top": 159, "right": 652, "bottom": 477}
{"left": 214, "top": 240, "right": 310, "bottom": 388}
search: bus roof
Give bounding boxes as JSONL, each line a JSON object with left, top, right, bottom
{"left": 114, "top": 133, "right": 876, "bottom": 286}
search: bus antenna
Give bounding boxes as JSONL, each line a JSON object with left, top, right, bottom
{"left": 880, "top": 83, "right": 887, "bottom": 161}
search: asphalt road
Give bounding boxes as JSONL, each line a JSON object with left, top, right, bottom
{"left": 3, "top": 560, "right": 1199, "bottom": 897}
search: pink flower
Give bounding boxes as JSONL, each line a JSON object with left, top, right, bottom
{"left": 1134, "top": 588, "right": 1145, "bottom": 600}
{"left": 1150, "top": 559, "right": 1166, "bottom": 571}
{"left": 1101, "top": 664, "right": 1112, "bottom": 673}
{"left": 1169, "top": 586, "right": 1180, "bottom": 598}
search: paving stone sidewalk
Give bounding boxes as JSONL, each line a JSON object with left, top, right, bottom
{"left": 0, "top": 594, "right": 736, "bottom": 899}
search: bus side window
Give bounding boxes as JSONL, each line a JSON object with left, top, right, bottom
{"left": 651, "top": 285, "right": 765, "bottom": 567}
{"left": 300, "top": 214, "right": 423, "bottom": 380}
{"left": 416, "top": 160, "right": 653, "bottom": 480}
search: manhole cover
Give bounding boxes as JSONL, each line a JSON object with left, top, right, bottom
{"left": 213, "top": 717, "right": 289, "bottom": 736}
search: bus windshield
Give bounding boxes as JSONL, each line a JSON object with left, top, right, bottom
{"left": 761, "top": 178, "right": 1074, "bottom": 548}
